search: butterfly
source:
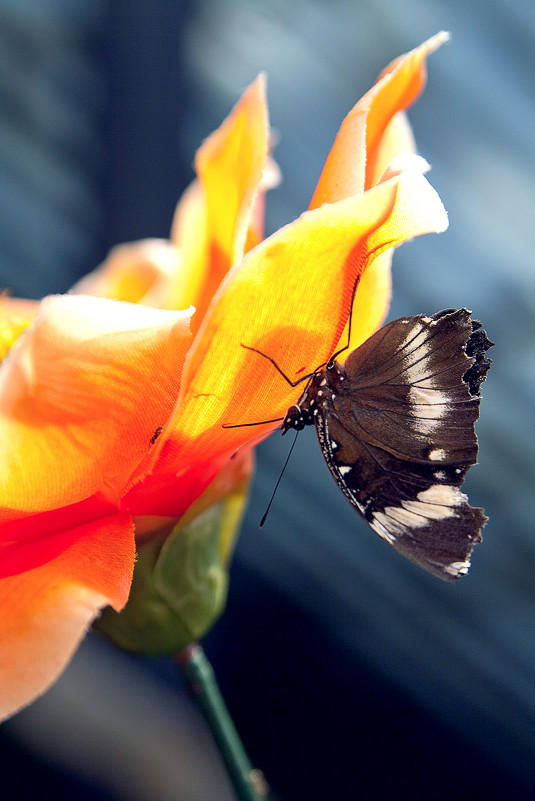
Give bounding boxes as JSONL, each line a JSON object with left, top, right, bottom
{"left": 234, "top": 305, "right": 493, "bottom": 582}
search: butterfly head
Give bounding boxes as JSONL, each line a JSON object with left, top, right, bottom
{"left": 281, "top": 404, "right": 307, "bottom": 434}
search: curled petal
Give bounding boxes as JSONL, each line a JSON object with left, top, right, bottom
{"left": 124, "top": 169, "right": 447, "bottom": 517}
{"left": 310, "top": 31, "right": 449, "bottom": 206}
{"left": 0, "top": 295, "right": 193, "bottom": 523}
{"left": 0, "top": 514, "right": 135, "bottom": 722}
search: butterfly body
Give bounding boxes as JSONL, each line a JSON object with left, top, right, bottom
{"left": 281, "top": 308, "right": 493, "bottom": 582}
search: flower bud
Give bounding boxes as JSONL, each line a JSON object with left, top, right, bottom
{"left": 95, "top": 475, "right": 249, "bottom": 655}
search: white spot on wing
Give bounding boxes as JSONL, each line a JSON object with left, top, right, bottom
{"left": 409, "top": 386, "right": 440, "bottom": 404}
{"left": 408, "top": 386, "right": 450, "bottom": 434}
{"left": 418, "top": 484, "right": 467, "bottom": 506}
{"left": 371, "top": 484, "right": 465, "bottom": 540}
{"left": 429, "top": 448, "right": 446, "bottom": 460}
{"left": 370, "top": 514, "right": 397, "bottom": 544}
{"left": 410, "top": 389, "right": 451, "bottom": 411}
{"left": 338, "top": 465, "right": 351, "bottom": 476}
{"left": 444, "top": 560, "right": 470, "bottom": 577}
{"left": 401, "top": 497, "right": 455, "bottom": 522}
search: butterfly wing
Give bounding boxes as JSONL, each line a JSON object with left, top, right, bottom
{"left": 315, "top": 309, "right": 493, "bottom": 581}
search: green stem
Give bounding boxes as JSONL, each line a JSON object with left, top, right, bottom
{"left": 175, "top": 644, "right": 268, "bottom": 801}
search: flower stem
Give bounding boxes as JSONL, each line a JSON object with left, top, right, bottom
{"left": 175, "top": 644, "right": 268, "bottom": 801}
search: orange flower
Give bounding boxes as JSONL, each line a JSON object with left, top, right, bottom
{"left": 0, "top": 33, "right": 448, "bottom": 720}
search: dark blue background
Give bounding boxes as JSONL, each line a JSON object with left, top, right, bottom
{"left": 1, "top": 2, "right": 533, "bottom": 799}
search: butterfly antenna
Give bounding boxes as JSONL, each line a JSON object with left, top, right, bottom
{"left": 240, "top": 344, "right": 316, "bottom": 387}
{"left": 260, "top": 430, "right": 299, "bottom": 528}
{"left": 329, "top": 273, "right": 361, "bottom": 363}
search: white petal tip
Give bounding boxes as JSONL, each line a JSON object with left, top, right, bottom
{"left": 379, "top": 154, "right": 431, "bottom": 184}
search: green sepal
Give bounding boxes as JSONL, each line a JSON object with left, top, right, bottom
{"left": 96, "top": 486, "right": 247, "bottom": 656}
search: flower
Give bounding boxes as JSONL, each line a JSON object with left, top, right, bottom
{"left": 0, "top": 33, "right": 448, "bottom": 720}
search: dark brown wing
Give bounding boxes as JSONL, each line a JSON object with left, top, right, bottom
{"left": 315, "top": 309, "right": 493, "bottom": 582}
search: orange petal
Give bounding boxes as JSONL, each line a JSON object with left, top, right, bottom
{"left": 71, "top": 239, "right": 181, "bottom": 307}
{"left": 0, "top": 514, "right": 135, "bottom": 722}
{"left": 0, "top": 295, "right": 193, "bottom": 524}
{"left": 169, "top": 75, "right": 270, "bottom": 328}
{"left": 124, "top": 168, "right": 447, "bottom": 517}
{"left": 310, "top": 32, "right": 448, "bottom": 207}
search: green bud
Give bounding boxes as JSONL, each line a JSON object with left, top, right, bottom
{"left": 95, "top": 483, "right": 248, "bottom": 656}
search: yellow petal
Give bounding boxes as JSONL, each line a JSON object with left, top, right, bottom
{"left": 168, "top": 179, "right": 209, "bottom": 311}
{"left": 169, "top": 75, "right": 270, "bottom": 328}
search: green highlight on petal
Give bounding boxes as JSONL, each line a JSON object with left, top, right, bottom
{"left": 95, "top": 481, "right": 249, "bottom": 656}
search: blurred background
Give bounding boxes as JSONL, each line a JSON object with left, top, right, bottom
{"left": 1, "top": 1, "right": 533, "bottom": 799}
